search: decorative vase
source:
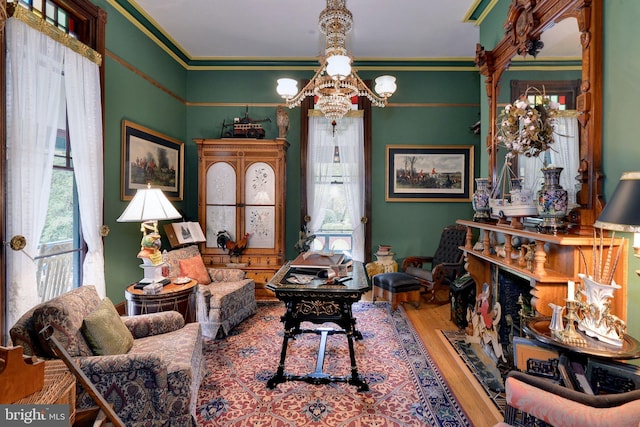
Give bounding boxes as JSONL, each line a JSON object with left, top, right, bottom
{"left": 548, "top": 303, "right": 565, "bottom": 334}
{"left": 535, "top": 167, "right": 568, "bottom": 231}
{"left": 472, "top": 178, "right": 491, "bottom": 221}
{"left": 576, "top": 273, "right": 625, "bottom": 346}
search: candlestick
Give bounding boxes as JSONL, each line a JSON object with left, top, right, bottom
{"left": 567, "top": 280, "right": 575, "bottom": 301}
{"left": 560, "top": 300, "right": 586, "bottom": 346}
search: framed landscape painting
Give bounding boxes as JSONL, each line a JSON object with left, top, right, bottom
{"left": 121, "top": 120, "right": 184, "bottom": 201}
{"left": 385, "top": 145, "right": 473, "bottom": 202}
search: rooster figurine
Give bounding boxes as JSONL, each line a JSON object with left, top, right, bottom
{"left": 216, "top": 230, "right": 250, "bottom": 258}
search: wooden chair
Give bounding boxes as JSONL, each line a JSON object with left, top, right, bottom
{"left": 400, "top": 224, "right": 467, "bottom": 304}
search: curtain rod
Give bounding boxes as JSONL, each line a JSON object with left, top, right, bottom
{"left": 8, "top": 3, "right": 102, "bottom": 66}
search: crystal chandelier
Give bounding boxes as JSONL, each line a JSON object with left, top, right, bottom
{"left": 276, "top": 0, "right": 397, "bottom": 121}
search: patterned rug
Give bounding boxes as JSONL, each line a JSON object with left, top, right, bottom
{"left": 196, "top": 302, "right": 471, "bottom": 426}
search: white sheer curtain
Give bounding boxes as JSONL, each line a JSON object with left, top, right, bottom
{"left": 550, "top": 115, "right": 580, "bottom": 208}
{"left": 520, "top": 114, "right": 580, "bottom": 207}
{"left": 64, "top": 49, "right": 105, "bottom": 297}
{"left": 307, "top": 116, "right": 365, "bottom": 261}
{"left": 5, "top": 18, "right": 64, "bottom": 327}
{"left": 5, "top": 18, "right": 105, "bottom": 327}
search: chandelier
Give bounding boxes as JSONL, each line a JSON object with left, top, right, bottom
{"left": 276, "top": 0, "right": 397, "bottom": 121}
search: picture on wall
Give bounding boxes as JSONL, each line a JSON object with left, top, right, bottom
{"left": 121, "top": 120, "right": 184, "bottom": 201}
{"left": 385, "top": 145, "right": 473, "bottom": 202}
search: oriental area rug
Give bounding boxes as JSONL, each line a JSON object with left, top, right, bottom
{"left": 196, "top": 302, "right": 471, "bottom": 426}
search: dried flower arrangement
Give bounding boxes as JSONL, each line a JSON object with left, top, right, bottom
{"left": 497, "top": 87, "right": 560, "bottom": 162}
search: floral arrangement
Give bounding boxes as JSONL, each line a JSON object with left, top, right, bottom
{"left": 497, "top": 88, "right": 560, "bottom": 160}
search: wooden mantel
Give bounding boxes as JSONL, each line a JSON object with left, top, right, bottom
{"left": 457, "top": 219, "right": 628, "bottom": 319}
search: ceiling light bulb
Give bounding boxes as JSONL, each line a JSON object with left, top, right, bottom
{"left": 277, "top": 78, "right": 298, "bottom": 98}
{"left": 326, "top": 55, "right": 352, "bottom": 79}
{"left": 374, "top": 75, "right": 397, "bottom": 98}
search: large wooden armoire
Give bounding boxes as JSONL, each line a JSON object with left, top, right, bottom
{"left": 194, "top": 138, "right": 288, "bottom": 300}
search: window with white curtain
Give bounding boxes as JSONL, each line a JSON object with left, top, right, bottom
{"left": 310, "top": 145, "right": 354, "bottom": 253}
{"left": 4, "top": 3, "right": 105, "bottom": 334}
{"left": 306, "top": 116, "right": 365, "bottom": 261}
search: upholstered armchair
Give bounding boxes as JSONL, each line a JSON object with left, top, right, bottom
{"left": 163, "top": 244, "right": 256, "bottom": 338}
{"left": 494, "top": 370, "right": 640, "bottom": 427}
{"left": 400, "top": 224, "right": 467, "bottom": 304}
{"left": 10, "top": 285, "right": 204, "bottom": 427}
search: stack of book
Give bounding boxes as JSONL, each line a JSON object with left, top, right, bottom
{"left": 290, "top": 251, "right": 345, "bottom": 270}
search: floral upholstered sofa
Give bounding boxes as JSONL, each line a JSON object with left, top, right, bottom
{"left": 10, "top": 285, "right": 204, "bottom": 427}
{"left": 163, "top": 245, "right": 256, "bottom": 338}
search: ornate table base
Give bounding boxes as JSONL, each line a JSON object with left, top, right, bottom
{"left": 266, "top": 262, "right": 370, "bottom": 391}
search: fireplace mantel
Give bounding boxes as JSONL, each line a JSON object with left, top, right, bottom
{"left": 457, "top": 219, "right": 628, "bottom": 319}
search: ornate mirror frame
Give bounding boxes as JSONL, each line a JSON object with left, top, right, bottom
{"left": 475, "top": 0, "right": 602, "bottom": 225}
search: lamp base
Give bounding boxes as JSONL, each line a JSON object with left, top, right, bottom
{"left": 140, "top": 263, "right": 166, "bottom": 284}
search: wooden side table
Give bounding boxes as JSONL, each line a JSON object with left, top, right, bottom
{"left": 125, "top": 280, "right": 197, "bottom": 322}
{"left": 14, "top": 360, "right": 76, "bottom": 424}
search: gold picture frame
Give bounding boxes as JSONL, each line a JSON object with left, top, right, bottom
{"left": 121, "top": 120, "right": 184, "bottom": 201}
{"left": 385, "top": 145, "right": 474, "bottom": 202}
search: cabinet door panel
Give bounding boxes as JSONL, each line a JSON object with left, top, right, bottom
{"left": 207, "top": 162, "right": 236, "bottom": 205}
{"left": 206, "top": 206, "right": 236, "bottom": 246}
{"left": 245, "top": 162, "right": 275, "bottom": 205}
{"left": 245, "top": 206, "right": 275, "bottom": 248}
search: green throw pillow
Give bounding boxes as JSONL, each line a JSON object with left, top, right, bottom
{"left": 81, "top": 297, "right": 134, "bottom": 355}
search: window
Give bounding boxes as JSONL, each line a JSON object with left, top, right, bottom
{"left": 17, "top": 0, "right": 78, "bottom": 36}
{"left": 35, "top": 113, "right": 84, "bottom": 301}
{"left": 311, "top": 146, "right": 353, "bottom": 253}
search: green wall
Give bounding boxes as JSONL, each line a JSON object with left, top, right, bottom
{"left": 97, "top": 0, "right": 188, "bottom": 301}
{"left": 184, "top": 70, "right": 480, "bottom": 261}
{"left": 602, "top": 1, "right": 640, "bottom": 339}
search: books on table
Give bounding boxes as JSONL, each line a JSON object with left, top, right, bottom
{"left": 290, "top": 251, "right": 345, "bottom": 269}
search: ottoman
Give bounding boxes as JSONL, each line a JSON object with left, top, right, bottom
{"left": 372, "top": 272, "right": 422, "bottom": 310}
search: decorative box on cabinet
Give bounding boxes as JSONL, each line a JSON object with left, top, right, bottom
{"left": 456, "top": 219, "right": 628, "bottom": 320}
{"left": 195, "top": 138, "right": 288, "bottom": 300}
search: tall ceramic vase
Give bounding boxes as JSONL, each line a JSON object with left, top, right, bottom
{"left": 535, "top": 167, "right": 568, "bottom": 231}
{"left": 472, "top": 178, "right": 491, "bottom": 221}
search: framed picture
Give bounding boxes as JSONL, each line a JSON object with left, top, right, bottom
{"left": 385, "top": 145, "right": 473, "bottom": 202}
{"left": 121, "top": 120, "right": 184, "bottom": 201}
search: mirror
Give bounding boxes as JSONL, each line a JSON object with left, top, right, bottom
{"left": 512, "top": 79, "right": 581, "bottom": 210}
{"left": 475, "top": 0, "right": 603, "bottom": 226}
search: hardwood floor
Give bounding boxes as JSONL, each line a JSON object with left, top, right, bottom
{"left": 402, "top": 301, "right": 503, "bottom": 427}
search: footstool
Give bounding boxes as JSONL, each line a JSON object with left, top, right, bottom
{"left": 372, "top": 272, "right": 422, "bottom": 310}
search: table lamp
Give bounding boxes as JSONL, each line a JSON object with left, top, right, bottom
{"left": 594, "top": 171, "right": 640, "bottom": 278}
{"left": 117, "top": 183, "right": 181, "bottom": 283}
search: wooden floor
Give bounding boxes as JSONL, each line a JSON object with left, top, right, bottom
{"left": 402, "top": 300, "right": 503, "bottom": 427}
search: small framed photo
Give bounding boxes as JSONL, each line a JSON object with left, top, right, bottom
{"left": 121, "top": 120, "right": 184, "bottom": 201}
{"left": 385, "top": 145, "right": 474, "bottom": 202}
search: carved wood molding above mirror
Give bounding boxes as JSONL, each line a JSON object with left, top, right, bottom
{"left": 475, "top": 0, "right": 602, "bottom": 226}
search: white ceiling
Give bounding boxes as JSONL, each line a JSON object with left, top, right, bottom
{"left": 126, "top": 0, "right": 580, "bottom": 61}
